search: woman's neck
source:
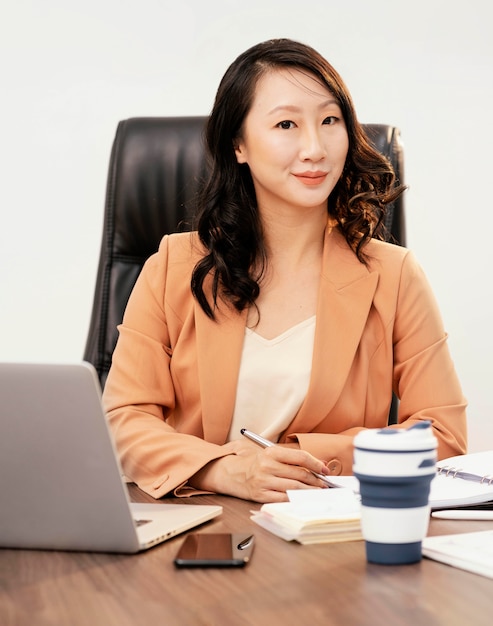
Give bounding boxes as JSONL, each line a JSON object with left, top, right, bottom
{"left": 248, "top": 209, "right": 330, "bottom": 338}
{"left": 260, "top": 207, "right": 329, "bottom": 268}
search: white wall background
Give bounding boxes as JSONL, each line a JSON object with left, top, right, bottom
{"left": 1, "top": 0, "right": 491, "bottom": 452}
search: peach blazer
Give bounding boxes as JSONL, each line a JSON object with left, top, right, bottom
{"left": 103, "top": 226, "right": 467, "bottom": 499}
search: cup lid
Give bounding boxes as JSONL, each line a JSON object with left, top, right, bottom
{"left": 354, "top": 421, "right": 437, "bottom": 452}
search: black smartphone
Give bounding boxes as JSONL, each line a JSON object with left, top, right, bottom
{"left": 174, "top": 532, "right": 255, "bottom": 568}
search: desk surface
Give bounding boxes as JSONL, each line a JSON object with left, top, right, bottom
{"left": 1, "top": 486, "right": 492, "bottom": 626}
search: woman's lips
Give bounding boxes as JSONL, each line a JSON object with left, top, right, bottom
{"left": 293, "top": 171, "right": 328, "bottom": 185}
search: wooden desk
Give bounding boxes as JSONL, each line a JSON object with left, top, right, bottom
{"left": 1, "top": 486, "right": 492, "bottom": 626}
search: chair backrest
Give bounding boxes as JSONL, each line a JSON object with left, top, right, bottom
{"left": 84, "top": 117, "right": 406, "bottom": 389}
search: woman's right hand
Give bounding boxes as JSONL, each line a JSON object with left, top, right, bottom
{"left": 191, "top": 441, "right": 330, "bottom": 503}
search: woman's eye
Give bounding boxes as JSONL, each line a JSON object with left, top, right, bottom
{"left": 323, "top": 116, "right": 338, "bottom": 125}
{"left": 277, "top": 120, "right": 295, "bottom": 130}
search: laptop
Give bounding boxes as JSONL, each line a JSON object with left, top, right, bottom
{"left": 0, "top": 361, "right": 222, "bottom": 553}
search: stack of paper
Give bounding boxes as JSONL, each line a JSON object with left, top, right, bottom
{"left": 251, "top": 488, "right": 362, "bottom": 544}
{"left": 422, "top": 530, "right": 493, "bottom": 579}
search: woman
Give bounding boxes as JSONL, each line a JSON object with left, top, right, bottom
{"left": 103, "top": 39, "right": 467, "bottom": 503}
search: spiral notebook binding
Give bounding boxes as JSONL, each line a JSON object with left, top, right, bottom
{"left": 438, "top": 465, "right": 493, "bottom": 485}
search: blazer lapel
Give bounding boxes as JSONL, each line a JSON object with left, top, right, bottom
{"left": 195, "top": 293, "right": 247, "bottom": 444}
{"left": 285, "top": 228, "right": 379, "bottom": 437}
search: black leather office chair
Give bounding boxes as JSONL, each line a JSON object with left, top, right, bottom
{"left": 84, "top": 117, "right": 406, "bottom": 422}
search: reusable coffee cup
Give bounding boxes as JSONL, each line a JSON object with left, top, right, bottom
{"left": 353, "top": 422, "right": 437, "bottom": 565}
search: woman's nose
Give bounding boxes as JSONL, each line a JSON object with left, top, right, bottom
{"left": 299, "top": 128, "right": 326, "bottom": 162}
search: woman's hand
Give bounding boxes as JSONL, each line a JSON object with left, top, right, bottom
{"left": 191, "top": 441, "right": 331, "bottom": 503}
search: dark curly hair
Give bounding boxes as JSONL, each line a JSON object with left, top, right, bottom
{"left": 191, "top": 38, "right": 405, "bottom": 319}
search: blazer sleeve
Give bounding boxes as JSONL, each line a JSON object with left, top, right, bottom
{"left": 290, "top": 250, "right": 467, "bottom": 473}
{"left": 102, "top": 236, "right": 234, "bottom": 499}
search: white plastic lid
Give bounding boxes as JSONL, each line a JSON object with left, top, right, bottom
{"left": 353, "top": 422, "right": 438, "bottom": 452}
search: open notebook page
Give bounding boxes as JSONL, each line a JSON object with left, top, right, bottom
{"left": 328, "top": 449, "right": 493, "bottom": 509}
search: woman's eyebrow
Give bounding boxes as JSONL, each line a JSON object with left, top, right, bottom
{"left": 268, "top": 99, "right": 340, "bottom": 115}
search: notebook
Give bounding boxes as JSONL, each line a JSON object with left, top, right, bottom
{"left": 0, "top": 361, "right": 222, "bottom": 553}
{"left": 432, "top": 451, "right": 493, "bottom": 509}
{"left": 251, "top": 487, "right": 362, "bottom": 544}
{"left": 325, "top": 450, "right": 493, "bottom": 510}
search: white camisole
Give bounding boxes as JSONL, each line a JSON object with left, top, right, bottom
{"left": 227, "top": 315, "right": 316, "bottom": 443}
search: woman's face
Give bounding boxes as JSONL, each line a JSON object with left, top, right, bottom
{"left": 234, "top": 67, "right": 349, "bottom": 218}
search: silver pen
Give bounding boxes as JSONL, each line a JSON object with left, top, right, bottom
{"left": 240, "top": 428, "right": 335, "bottom": 487}
{"left": 431, "top": 510, "right": 493, "bottom": 521}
